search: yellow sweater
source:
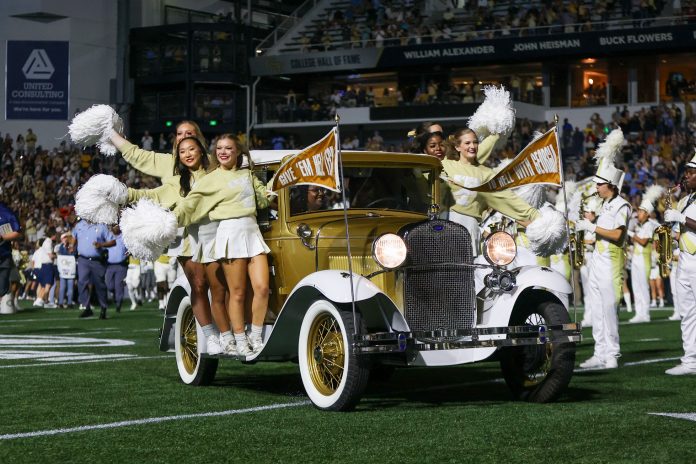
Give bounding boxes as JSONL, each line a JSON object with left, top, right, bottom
{"left": 126, "top": 170, "right": 207, "bottom": 208}
{"left": 174, "top": 168, "right": 269, "bottom": 226}
{"left": 121, "top": 142, "right": 177, "bottom": 179}
{"left": 441, "top": 159, "right": 539, "bottom": 221}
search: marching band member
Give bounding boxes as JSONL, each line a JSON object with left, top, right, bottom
{"left": 628, "top": 185, "right": 664, "bottom": 323}
{"left": 125, "top": 254, "right": 142, "bottom": 311}
{"left": 580, "top": 194, "right": 602, "bottom": 328}
{"left": 663, "top": 153, "right": 696, "bottom": 375}
{"left": 575, "top": 129, "right": 630, "bottom": 369}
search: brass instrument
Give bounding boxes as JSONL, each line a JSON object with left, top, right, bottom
{"left": 571, "top": 192, "right": 596, "bottom": 269}
{"left": 655, "top": 186, "right": 677, "bottom": 278}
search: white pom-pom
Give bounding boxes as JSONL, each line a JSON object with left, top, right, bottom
{"left": 516, "top": 184, "right": 546, "bottom": 209}
{"left": 68, "top": 104, "right": 123, "bottom": 157}
{"left": 81, "top": 174, "right": 127, "bottom": 204}
{"left": 594, "top": 128, "right": 624, "bottom": 164}
{"left": 526, "top": 207, "right": 568, "bottom": 257}
{"left": 119, "top": 199, "right": 178, "bottom": 261}
{"left": 75, "top": 198, "right": 120, "bottom": 225}
{"left": 75, "top": 175, "right": 127, "bottom": 224}
{"left": 467, "top": 85, "right": 515, "bottom": 139}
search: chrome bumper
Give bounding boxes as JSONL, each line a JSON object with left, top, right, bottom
{"left": 353, "top": 323, "right": 582, "bottom": 354}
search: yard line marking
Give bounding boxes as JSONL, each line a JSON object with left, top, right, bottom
{"left": 0, "top": 317, "right": 98, "bottom": 323}
{"left": 623, "top": 356, "right": 681, "bottom": 367}
{"left": 0, "top": 354, "right": 171, "bottom": 369}
{"left": 649, "top": 412, "right": 696, "bottom": 422}
{"left": 574, "top": 356, "right": 681, "bottom": 372}
{"left": 636, "top": 338, "right": 662, "bottom": 342}
{"left": 0, "top": 401, "right": 310, "bottom": 440}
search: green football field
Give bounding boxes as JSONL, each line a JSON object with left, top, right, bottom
{"left": 1, "top": 302, "right": 695, "bottom": 464}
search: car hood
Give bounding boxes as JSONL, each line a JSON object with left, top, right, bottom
{"left": 313, "top": 214, "right": 423, "bottom": 246}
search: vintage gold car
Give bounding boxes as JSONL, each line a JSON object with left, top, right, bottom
{"left": 160, "top": 149, "right": 582, "bottom": 411}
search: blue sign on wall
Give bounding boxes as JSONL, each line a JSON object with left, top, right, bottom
{"left": 5, "top": 41, "right": 69, "bottom": 120}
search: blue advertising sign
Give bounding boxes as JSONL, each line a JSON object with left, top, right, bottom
{"left": 5, "top": 41, "right": 69, "bottom": 120}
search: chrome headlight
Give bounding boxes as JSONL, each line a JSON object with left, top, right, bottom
{"left": 483, "top": 231, "right": 516, "bottom": 266}
{"left": 372, "top": 233, "right": 407, "bottom": 269}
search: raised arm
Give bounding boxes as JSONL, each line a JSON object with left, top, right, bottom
{"left": 476, "top": 134, "right": 501, "bottom": 164}
{"left": 110, "top": 132, "right": 176, "bottom": 179}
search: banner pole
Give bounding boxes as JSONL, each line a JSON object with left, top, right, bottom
{"left": 555, "top": 114, "right": 578, "bottom": 321}
{"left": 334, "top": 114, "right": 358, "bottom": 333}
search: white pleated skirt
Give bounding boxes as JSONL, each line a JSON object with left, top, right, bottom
{"left": 188, "top": 220, "right": 219, "bottom": 264}
{"left": 166, "top": 227, "right": 186, "bottom": 258}
{"left": 213, "top": 216, "right": 270, "bottom": 260}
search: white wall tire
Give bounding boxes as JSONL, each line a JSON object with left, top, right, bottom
{"left": 174, "top": 296, "right": 218, "bottom": 386}
{"left": 298, "top": 300, "right": 369, "bottom": 411}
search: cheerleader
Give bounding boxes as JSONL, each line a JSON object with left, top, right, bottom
{"left": 173, "top": 134, "right": 270, "bottom": 357}
{"left": 108, "top": 123, "right": 222, "bottom": 354}
{"left": 442, "top": 128, "right": 543, "bottom": 256}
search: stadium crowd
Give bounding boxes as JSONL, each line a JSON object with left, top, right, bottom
{"left": 296, "top": 0, "right": 674, "bottom": 52}
{"left": 0, "top": 128, "right": 170, "bottom": 314}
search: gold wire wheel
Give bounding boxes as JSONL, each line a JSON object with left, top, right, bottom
{"left": 180, "top": 306, "right": 199, "bottom": 375}
{"left": 306, "top": 312, "right": 346, "bottom": 396}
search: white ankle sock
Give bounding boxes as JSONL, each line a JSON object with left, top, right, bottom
{"left": 624, "top": 292, "right": 633, "bottom": 312}
{"left": 234, "top": 332, "right": 247, "bottom": 344}
{"left": 220, "top": 331, "right": 234, "bottom": 345}
{"left": 250, "top": 324, "right": 263, "bottom": 337}
{"left": 202, "top": 324, "right": 217, "bottom": 339}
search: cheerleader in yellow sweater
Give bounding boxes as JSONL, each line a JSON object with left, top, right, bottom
{"left": 173, "top": 134, "right": 270, "bottom": 357}
{"left": 108, "top": 123, "right": 222, "bottom": 354}
{"left": 442, "top": 128, "right": 540, "bottom": 256}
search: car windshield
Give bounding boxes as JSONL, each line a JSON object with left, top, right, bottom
{"left": 289, "top": 166, "right": 436, "bottom": 216}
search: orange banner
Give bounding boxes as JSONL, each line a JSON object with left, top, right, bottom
{"left": 270, "top": 128, "right": 340, "bottom": 192}
{"left": 470, "top": 127, "right": 562, "bottom": 192}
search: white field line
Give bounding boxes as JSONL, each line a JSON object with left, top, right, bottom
{"left": 0, "top": 401, "right": 311, "bottom": 441}
{"left": 0, "top": 317, "right": 96, "bottom": 323}
{"left": 572, "top": 356, "right": 681, "bottom": 372}
{"left": 649, "top": 412, "right": 696, "bottom": 422}
{"left": 0, "top": 354, "right": 172, "bottom": 369}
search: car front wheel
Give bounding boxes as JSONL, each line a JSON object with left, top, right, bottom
{"left": 499, "top": 300, "right": 576, "bottom": 403}
{"left": 298, "top": 300, "right": 370, "bottom": 411}
{"left": 174, "top": 296, "right": 218, "bottom": 386}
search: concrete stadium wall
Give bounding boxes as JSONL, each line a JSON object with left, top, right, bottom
{"left": 0, "top": 0, "right": 117, "bottom": 148}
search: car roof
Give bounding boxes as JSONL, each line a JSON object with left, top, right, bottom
{"left": 249, "top": 149, "right": 442, "bottom": 168}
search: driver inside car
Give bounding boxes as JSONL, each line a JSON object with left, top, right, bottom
{"left": 290, "top": 185, "right": 330, "bottom": 214}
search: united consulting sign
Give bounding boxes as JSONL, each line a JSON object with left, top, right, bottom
{"left": 5, "top": 40, "right": 69, "bottom": 120}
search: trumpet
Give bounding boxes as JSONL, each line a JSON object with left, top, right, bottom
{"left": 655, "top": 186, "right": 677, "bottom": 278}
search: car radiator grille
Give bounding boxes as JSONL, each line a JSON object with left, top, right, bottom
{"left": 403, "top": 220, "right": 475, "bottom": 332}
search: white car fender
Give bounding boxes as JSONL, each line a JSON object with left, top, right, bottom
{"left": 481, "top": 266, "right": 571, "bottom": 328}
{"left": 288, "top": 270, "right": 383, "bottom": 303}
